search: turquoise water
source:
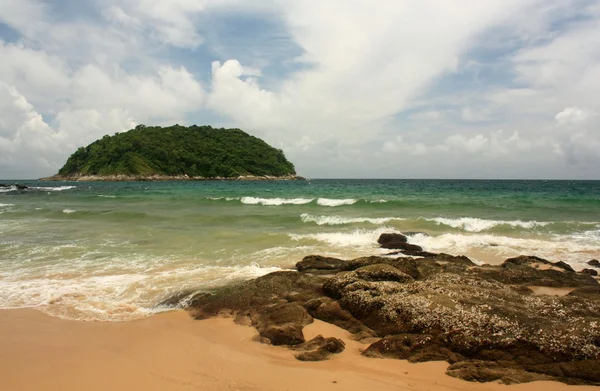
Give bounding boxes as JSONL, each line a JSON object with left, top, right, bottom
{"left": 1, "top": 179, "right": 599, "bottom": 320}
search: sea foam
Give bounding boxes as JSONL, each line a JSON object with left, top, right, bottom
{"left": 427, "top": 217, "right": 550, "bottom": 232}
{"left": 290, "top": 227, "right": 400, "bottom": 247}
{"left": 240, "top": 197, "right": 314, "bottom": 206}
{"left": 300, "top": 213, "right": 404, "bottom": 225}
{"left": 0, "top": 261, "right": 284, "bottom": 322}
{"left": 316, "top": 198, "right": 357, "bottom": 207}
{"left": 31, "top": 186, "right": 77, "bottom": 191}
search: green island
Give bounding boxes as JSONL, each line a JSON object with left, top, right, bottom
{"left": 42, "top": 125, "right": 302, "bottom": 181}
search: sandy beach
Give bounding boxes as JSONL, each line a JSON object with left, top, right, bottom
{"left": 0, "top": 309, "right": 597, "bottom": 391}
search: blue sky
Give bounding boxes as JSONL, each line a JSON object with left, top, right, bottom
{"left": 1, "top": 0, "right": 599, "bottom": 179}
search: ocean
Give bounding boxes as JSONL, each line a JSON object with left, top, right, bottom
{"left": 1, "top": 179, "right": 599, "bottom": 321}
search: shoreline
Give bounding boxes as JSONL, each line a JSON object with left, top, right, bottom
{"left": 37, "top": 174, "right": 306, "bottom": 182}
{"left": 1, "top": 308, "right": 597, "bottom": 391}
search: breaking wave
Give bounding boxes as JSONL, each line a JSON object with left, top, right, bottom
{"left": 301, "top": 213, "right": 404, "bottom": 225}
{"left": 426, "top": 217, "right": 551, "bottom": 232}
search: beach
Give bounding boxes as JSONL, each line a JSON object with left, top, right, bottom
{"left": 1, "top": 308, "right": 598, "bottom": 391}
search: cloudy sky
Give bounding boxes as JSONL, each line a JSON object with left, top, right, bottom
{"left": 1, "top": 0, "right": 599, "bottom": 179}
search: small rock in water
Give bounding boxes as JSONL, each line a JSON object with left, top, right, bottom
{"left": 588, "top": 259, "right": 600, "bottom": 268}
{"left": 378, "top": 233, "right": 407, "bottom": 246}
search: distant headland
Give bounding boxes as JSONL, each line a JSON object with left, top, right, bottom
{"left": 41, "top": 125, "right": 304, "bottom": 181}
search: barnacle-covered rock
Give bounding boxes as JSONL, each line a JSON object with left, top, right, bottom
{"left": 168, "top": 248, "right": 600, "bottom": 385}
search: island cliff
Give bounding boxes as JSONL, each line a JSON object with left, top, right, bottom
{"left": 42, "top": 125, "right": 303, "bottom": 181}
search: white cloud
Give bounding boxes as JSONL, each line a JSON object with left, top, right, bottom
{"left": 1, "top": 0, "right": 600, "bottom": 178}
{"left": 555, "top": 107, "right": 593, "bottom": 126}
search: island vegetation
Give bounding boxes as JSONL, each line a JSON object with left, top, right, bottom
{"left": 44, "top": 125, "right": 301, "bottom": 181}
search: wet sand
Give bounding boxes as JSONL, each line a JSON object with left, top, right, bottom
{"left": 0, "top": 309, "right": 597, "bottom": 391}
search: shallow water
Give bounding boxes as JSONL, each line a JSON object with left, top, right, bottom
{"left": 1, "top": 179, "right": 599, "bottom": 320}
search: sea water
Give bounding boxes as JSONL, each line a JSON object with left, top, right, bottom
{"left": 1, "top": 179, "right": 599, "bottom": 321}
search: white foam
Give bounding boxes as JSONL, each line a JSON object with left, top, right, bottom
{"left": 410, "top": 232, "right": 600, "bottom": 266}
{"left": 240, "top": 196, "right": 314, "bottom": 206}
{"left": 0, "top": 186, "right": 16, "bottom": 193}
{"left": 427, "top": 217, "right": 550, "bottom": 232}
{"left": 316, "top": 198, "right": 357, "bottom": 206}
{"left": 290, "top": 227, "right": 399, "bottom": 247}
{"left": 62, "top": 209, "right": 77, "bottom": 214}
{"left": 31, "top": 186, "right": 77, "bottom": 191}
{"left": 301, "top": 213, "right": 404, "bottom": 225}
{"left": 0, "top": 263, "right": 284, "bottom": 322}
{"left": 98, "top": 195, "right": 116, "bottom": 198}
{"left": 0, "top": 203, "right": 15, "bottom": 207}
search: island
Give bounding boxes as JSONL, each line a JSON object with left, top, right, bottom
{"left": 41, "top": 125, "right": 303, "bottom": 181}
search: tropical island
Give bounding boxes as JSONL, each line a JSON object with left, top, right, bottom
{"left": 41, "top": 125, "right": 303, "bottom": 181}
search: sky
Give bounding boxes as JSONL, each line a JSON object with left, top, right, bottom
{"left": 1, "top": 0, "right": 599, "bottom": 179}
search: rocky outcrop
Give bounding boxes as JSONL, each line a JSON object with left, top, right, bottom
{"left": 171, "top": 237, "right": 600, "bottom": 385}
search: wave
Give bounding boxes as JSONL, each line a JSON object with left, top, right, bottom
{"left": 205, "top": 196, "right": 389, "bottom": 207}
{"left": 0, "top": 203, "right": 15, "bottom": 207}
{"left": 290, "top": 227, "right": 399, "bottom": 247}
{"left": 409, "top": 231, "right": 600, "bottom": 265}
{"left": 30, "top": 186, "right": 77, "bottom": 191}
{"left": 62, "top": 209, "right": 77, "bottom": 214}
{"left": 316, "top": 198, "right": 357, "bottom": 206}
{"left": 426, "top": 217, "right": 551, "bottom": 232}
{"left": 0, "top": 186, "right": 16, "bottom": 193}
{"left": 301, "top": 213, "right": 405, "bottom": 225}
{"left": 207, "top": 196, "right": 239, "bottom": 201}
{"left": 240, "top": 197, "right": 314, "bottom": 206}
{"left": 98, "top": 195, "right": 116, "bottom": 198}
{"left": 0, "top": 262, "right": 284, "bottom": 322}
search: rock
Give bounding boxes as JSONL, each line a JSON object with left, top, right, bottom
{"left": 15, "top": 184, "right": 28, "bottom": 190}
{"left": 185, "top": 271, "right": 323, "bottom": 346}
{"left": 363, "top": 334, "right": 462, "bottom": 363}
{"left": 434, "top": 253, "right": 476, "bottom": 266}
{"left": 502, "top": 255, "right": 575, "bottom": 273}
{"left": 377, "top": 233, "right": 417, "bottom": 249}
{"left": 582, "top": 268, "right": 599, "bottom": 276}
{"left": 381, "top": 241, "right": 423, "bottom": 251}
{"left": 296, "top": 255, "right": 346, "bottom": 273}
{"left": 353, "top": 264, "right": 414, "bottom": 283}
{"left": 305, "top": 298, "right": 376, "bottom": 338}
{"left": 254, "top": 302, "right": 313, "bottom": 345}
{"left": 293, "top": 335, "right": 345, "bottom": 361}
{"left": 378, "top": 233, "right": 407, "bottom": 245}
{"left": 387, "top": 250, "right": 438, "bottom": 257}
{"left": 588, "top": 260, "right": 600, "bottom": 268}
{"left": 569, "top": 285, "right": 600, "bottom": 301}
{"left": 555, "top": 261, "right": 576, "bottom": 272}
{"left": 447, "top": 361, "right": 554, "bottom": 384}
{"left": 171, "top": 249, "right": 600, "bottom": 385}
{"left": 345, "top": 256, "right": 422, "bottom": 279}
{"left": 475, "top": 260, "right": 596, "bottom": 288}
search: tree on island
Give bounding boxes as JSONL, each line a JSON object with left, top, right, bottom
{"left": 56, "top": 125, "right": 297, "bottom": 178}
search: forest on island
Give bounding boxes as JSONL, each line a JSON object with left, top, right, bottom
{"left": 57, "top": 125, "right": 297, "bottom": 178}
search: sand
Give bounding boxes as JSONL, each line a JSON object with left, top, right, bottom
{"left": 0, "top": 309, "right": 597, "bottom": 391}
